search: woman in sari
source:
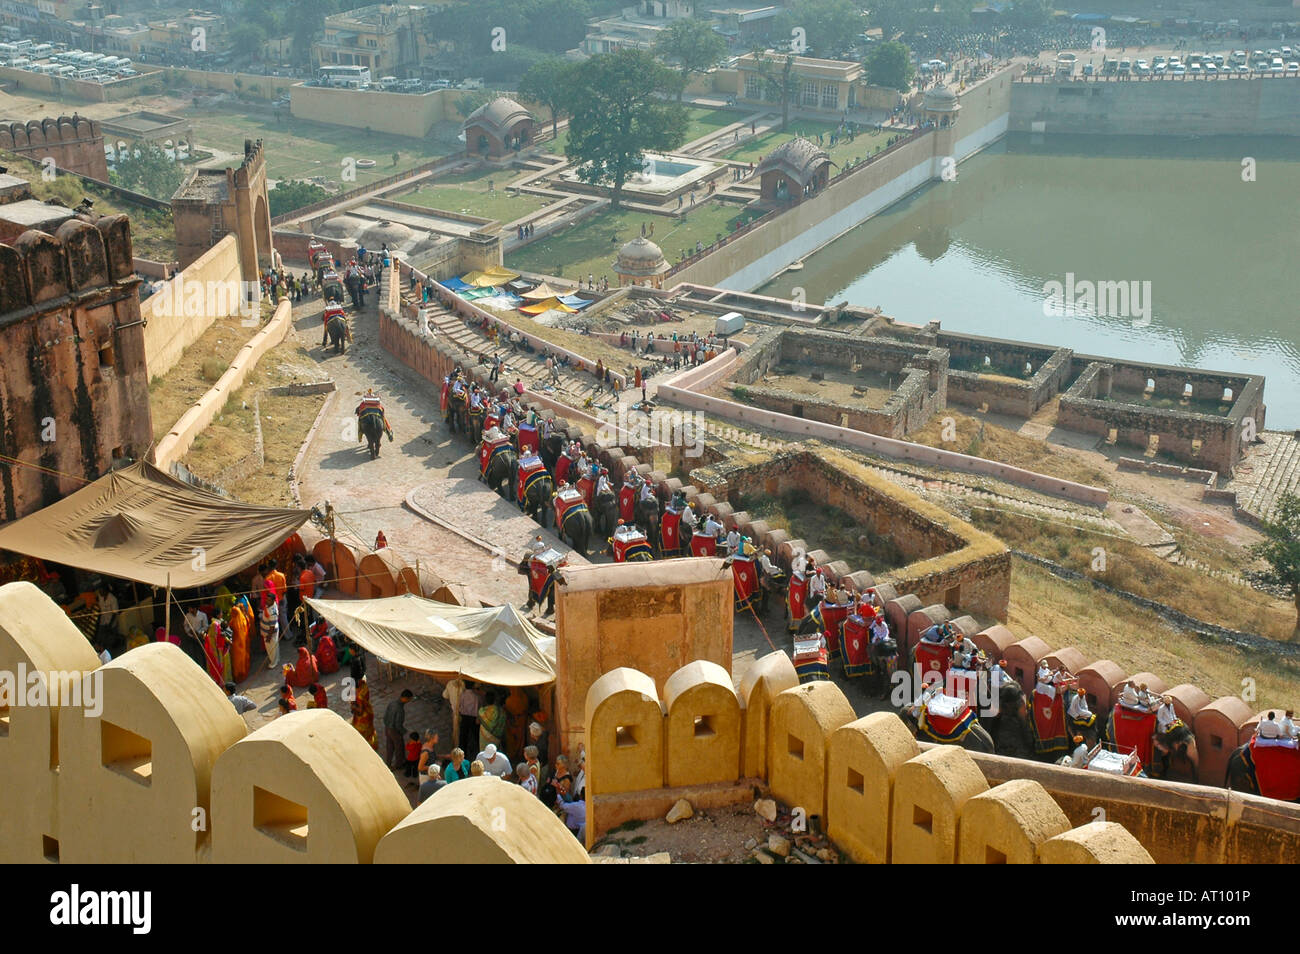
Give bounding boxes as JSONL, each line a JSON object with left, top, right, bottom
{"left": 315, "top": 631, "right": 339, "bottom": 674}
{"left": 203, "top": 614, "right": 231, "bottom": 686}
{"left": 259, "top": 592, "right": 280, "bottom": 670}
{"left": 229, "top": 599, "right": 251, "bottom": 682}
{"left": 504, "top": 687, "right": 529, "bottom": 762}
{"left": 477, "top": 690, "right": 507, "bottom": 753}
{"left": 349, "top": 661, "right": 377, "bottom": 749}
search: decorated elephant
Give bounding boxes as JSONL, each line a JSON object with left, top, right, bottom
{"left": 522, "top": 472, "right": 554, "bottom": 525}
{"left": 326, "top": 313, "right": 350, "bottom": 354}
{"left": 901, "top": 694, "right": 996, "bottom": 754}
{"left": 593, "top": 490, "right": 618, "bottom": 538}
{"left": 635, "top": 493, "right": 661, "bottom": 548}
{"left": 556, "top": 501, "right": 593, "bottom": 558}
{"left": 484, "top": 446, "right": 518, "bottom": 500}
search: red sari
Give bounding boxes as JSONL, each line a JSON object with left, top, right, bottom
{"left": 351, "top": 678, "right": 377, "bottom": 749}
{"left": 284, "top": 646, "right": 319, "bottom": 688}
{"left": 316, "top": 634, "right": 339, "bottom": 674}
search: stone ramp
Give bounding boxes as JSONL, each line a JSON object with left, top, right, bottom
{"left": 1228, "top": 430, "right": 1300, "bottom": 524}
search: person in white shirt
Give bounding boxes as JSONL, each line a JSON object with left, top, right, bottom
{"left": 639, "top": 479, "right": 656, "bottom": 504}
{"left": 869, "top": 615, "right": 890, "bottom": 644}
{"left": 476, "top": 743, "right": 513, "bottom": 778}
{"left": 808, "top": 569, "right": 826, "bottom": 606}
{"left": 1067, "top": 689, "right": 1094, "bottom": 723}
{"left": 184, "top": 605, "right": 209, "bottom": 641}
{"left": 595, "top": 470, "right": 612, "bottom": 496}
{"left": 681, "top": 503, "right": 698, "bottom": 533}
{"left": 95, "top": 585, "right": 119, "bottom": 645}
{"left": 725, "top": 528, "right": 740, "bottom": 556}
{"left": 517, "top": 763, "right": 538, "bottom": 795}
{"left": 1068, "top": 735, "right": 1090, "bottom": 767}
{"left": 701, "top": 513, "right": 722, "bottom": 539}
{"left": 1154, "top": 695, "right": 1178, "bottom": 733}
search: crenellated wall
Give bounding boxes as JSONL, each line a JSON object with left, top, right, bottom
{"left": 0, "top": 212, "right": 152, "bottom": 523}
{"left": 0, "top": 115, "right": 109, "bottom": 181}
{"left": 0, "top": 581, "right": 587, "bottom": 865}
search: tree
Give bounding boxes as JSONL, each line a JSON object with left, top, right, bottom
{"left": 784, "top": 0, "right": 865, "bottom": 60}
{"left": 454, "top": 88, "right": 499, "bottom": 120}
{"left": 750, "top": 48, "right": 800, "bottom": 131}
{"left": 110, "top": 142, "right": 186, "bottom": 201}
{"left": 230, "top": 23, "right": 269, "bottom": 60}
{"left": 519, "top": 57, "right": 577, "bottom": 138}
{"left": 864, "top": 40, "right": 915, "bottom": 92}
{"left": 653, "top": 17, "right": 727, "bottom": 101}
{"left": 867, "top": 0, "right": 929, "bottom": 42}
{"left": 1247, "top": 492, "right": 1300, "bottom": 642}
{"left": 268, "top": 179, "right": 330, "bottom": 217}
{"left": 563, "top": 49, "right": 687, "bottom": 210}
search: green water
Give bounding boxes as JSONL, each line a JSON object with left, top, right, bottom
{"left": 759, "top": 134, "right": 1300, "bottom": 426}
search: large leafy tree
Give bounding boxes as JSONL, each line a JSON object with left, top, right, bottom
{"left": 864, "top": 40, "right": 915, "bottom": 92}
{"left": 563, "top": 49, "right": 687, "bottom": 210}
{"left": 268, "top": 179, "right": 330, "bottom": 217}
{"left": 1247, "top": 492, "right": 1300, "bottom": 642}
{"left": 750, "top": 48, "right": 801, "bottom": 131}
{"left": 867, "top": 0, "right": 930, "bottom": 42}
{"left": 653, "top": 17, "right": 727, "bottom": 101}
{"left": 110, "top": 142, "right": 186, "bottom": 200}
{"left": 519, "top": 57, "right": 578, "bottom": 138}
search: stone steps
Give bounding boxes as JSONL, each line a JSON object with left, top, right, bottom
{"left": 1237, "top": 432, "right": 1300, "bottom": 523}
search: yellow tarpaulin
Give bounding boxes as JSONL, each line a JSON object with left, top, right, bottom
{"left": 518, "top": 297, "right": 577, "bottom": 315}
{"left": 462, "top": 266, "right": 520, "bottom": 287}
{"left": 306, "top": 595, "right": 556, "bottom": 685}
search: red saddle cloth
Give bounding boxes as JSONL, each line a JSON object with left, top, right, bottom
{"left": 517, "top": 457, "right": 548, "bottom": 505}
{"left": 480, "top": 436, "right": 511, "bottom": 476}
{"left": 555, "top": 454, "right": 572, "bottom": 484}
{"left": 915, "top": 639, "right": 952, "bottom": 682}
{"left": 1249, "top": 739, "right": 1300, "bottom": 801}
{"left": 819, "top": 602, "right": 850, "bottom": 659}
{"left": 661, "top": 509, "right": 682, "bottom": 554}
{"left": 611, "top": 527, "right": 652, "bottom": 563}
{"left": 517, "top": 423, "right": 539, "bottom": 456}
{"left": 1110, "top": 704, "right": 1157, "bottom": 768}
{"left": 787, "top": 575, "right": 808, "bottom": 625}
{"left": 841, "top": 613, "right": 871, "bottom": 678}
{"left": 689, "top": 531, "right": 716, "bottom": 557}
{"left": 576, "top": 475, "right": 594, "bottom": 504}
{"left": 528, "top": 558, "right": 555, "bottom": 602}
{"left": 554, "top": 487, "right": 586, "bottom": 527}
{"left": 618, "top": 485, "right": 636, "bottom": 524}
{"left": 732, "top": 557, "right": 757, "bottom": 611}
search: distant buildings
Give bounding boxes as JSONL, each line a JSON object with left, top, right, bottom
{"left": 735, "top": 52, "right": 863, "bottom": 112}
{"left": 313, "top": 3, "right": 426, "bottom": 78}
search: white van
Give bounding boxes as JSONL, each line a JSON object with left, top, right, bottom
{"left": 75, "top": 68, "right": 97, "bottom": 80}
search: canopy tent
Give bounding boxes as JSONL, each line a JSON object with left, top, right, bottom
{"left": 521, "top": 281, "right": 563, "bottom": 301}
{"left": 0, "top": 459, "right": 310, "bottom": 589}
{"left": 461, "top": 286, "right": 499, "bottom": 300}
{"left": 476, "top": 293, "right": 524, "bottom": 310}
{"left": 518, "top": 297, "right": 577, "bottom": 315}
{"left": 462, "top": 266, "right": 520, "bottom": 288}
{"left": 557, "top": 295, "right": 594, "bottom": 309}
{"left": 307, "top": 595, "right": 556, "bottom": 686}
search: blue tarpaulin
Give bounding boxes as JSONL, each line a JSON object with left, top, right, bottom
{"left": 442, "top": 276, "right": 473, "bottom": 292}
{"left": 558, "top": 295, "right": 594, "bottom": 309}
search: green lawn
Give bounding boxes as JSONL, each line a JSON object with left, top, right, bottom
{"left": 545, "top": 106, "right": 735, "bottom": 156}
{"left": 394, "top": 167, "right": 552, "bottom": 223}
{"left": 721, "top": 120, "right": 891, "bottom": 172}
{"left": 506, "top": 201, "right": 742, "bottom": 281}
{"left": 179, "top": 107, "right": 459, "bottom": 189}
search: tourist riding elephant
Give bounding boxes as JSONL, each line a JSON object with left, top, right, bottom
{"left": 901, "top": 701, "right": 996, "bottom": 754}
{"left": 593, "top": 490, "right": 618, "bottom": 537}
{"left": 523, "top": 473, "right": 554, "bottom": 525}
{"left": 467, "top": 405, "right": 486, "bottom": 446}
{"left": 484, "top": 447, "right": 518, "bottom": 500}
{"left": 986, "top": 679, "right": 1102, "bottom": 761}
{"left": 556, "top": 501, "right": 593, "bottom": 558}
{"left": 326, "top": 313, "right": 349, "bottom": 355}
{"left": 1226, "top": 740, "right": 1300, "bottom": 801}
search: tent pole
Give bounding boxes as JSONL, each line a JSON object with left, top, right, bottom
{"left": 164, "top": 572, "right": 172, "bottom": 643}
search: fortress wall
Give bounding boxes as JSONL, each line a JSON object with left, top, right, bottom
{"left": 141, "top": 233, "right": 243, "bottom": 378}
{"left": 1009, "top": 75, "right": 1300, "bottom": 137}
{"left": 0, "top": 583, "right": 586, "bottom": 865}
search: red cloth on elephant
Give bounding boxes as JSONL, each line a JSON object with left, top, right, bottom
{"left": 787, "top": 574, "right": 808, "bottom": 628}
{"left": 517, "top": 457, "right": 549, "bottom": 506}
{"left": 689, "top": 531, "right": 716, "bottom": 557}
{"left": 1110, "top": 704, "right": 1157, "bottom": 768}
{"left": 315, "top": 634, "right": 339, "bottom": 674}
{"left": 555, "top": 454, "right": 572, "bottom": 485}
{"left": 618, "top": 485, "right": 636, "bottom": 524}
{"left": 285, "top": 646, "right": 319, "bottom": 688}
{"left": 915, "top": 640, "right": 952, "bottom": 682}
{"left": 576, "top": 475, "right": 594, "bottom": 504}
{"left": 1248, "top": 739, "right": 1300, "bottom": 801}
{"left": 841, "top": 614, "right": 871, "bottom": 678}
{"left": 661, "top": 509, "right": 682, "bottom": 555}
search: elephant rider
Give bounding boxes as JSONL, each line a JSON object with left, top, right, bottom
{"left": 638, "top": 476, "right": 656, "bottom": 507}
{"left": 701, "top": 510, "right": 723, "bottom": 543}
{"left": 1154, "top": 695, "right": 1179, "bottom": 734}
{"left": 469, "top": 386, "right": 485, "bottom": 414}
{"left": 1066, "top": 735, "right": 1090, "bottom": 767}
{"left": 669, "top": 489, "right": 687, "bottom": 513}
{"left": 681, "top": 501, "right": 699, "bottom": 536}
{"left": 869, "top": 612, "right": 890, "bottom": 647}
{"left": 920, "top": 621, "right": 951, "bottom": 644}
{"left": 807, "top": 567, "right": 826, "bottom": 609}
{"left": 595, "top": 468, "right": 612, "bottom": 498}
{"left": 1067, "top": 687, "right": 1095, "bottom": 723}
{"left": 725, "top": 526, "right": 740, "bottom": 558}
{"left": 950, "top": 635, "right": 979, "bottom": 671}
{"left": 757, "top": 547, "right": 784, "bottom": 612}
{"left": 529, "top": 534, "right": 545, "bottom": 555}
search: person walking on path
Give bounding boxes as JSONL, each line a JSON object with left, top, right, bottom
{"left": 383, "top": 689, "right": 413, "bottom": 771}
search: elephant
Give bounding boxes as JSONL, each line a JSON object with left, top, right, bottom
{"left": 523, "top": 472, "right": 554, "bottom": 525}
{"left": 1224, "top": 741, "right": 1300, "bottom": 800}
{"left": 901, "top": 701, "right": 996, "bottom": 753}
{"left": 556, "top": 502, "right": 593, "bottom": 558}
{"left": 593, "top": 490, "right": 618, "bottom": 538}
{"left": 326, "top": 314, "right": 349, "bottom": 354}
{"left": 358, "top": 411, "right": 387, "bottom": 460}
{"left": 1102, "top": 709, "right": 1199, "bottom": 783}
{"left": 986, "top": 679, "right": 1102, "bottom": 761}
{"left": 484, "top": 447, "right": 518, "bottom": 500}
{"left": 635, "top": 494, "right": 661, "bottom": 546}
{"left": 446, "top": 389, "right": 468, "bottom": 436}
{"left": 467, "top": 405, "right": 486, "bottom": 446}
{"left": 539, "top": 432, "right": 565, "bottom": 475}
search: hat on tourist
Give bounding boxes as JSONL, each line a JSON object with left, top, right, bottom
{"left": 529, "top": 721, "right": 543, "bottom": 737}
{"left": 484, "top": 743, "right": 498, "bottom": 759}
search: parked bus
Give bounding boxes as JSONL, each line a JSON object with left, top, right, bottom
{"left": 318, "top": 64, "right": 371, "bottom": 88}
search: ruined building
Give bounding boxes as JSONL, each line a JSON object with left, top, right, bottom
{"left": 171, "top": 138, "right": 273, "bottom": 278}
{"left": 0, "top": 171, "right": 152, "bottom": 523}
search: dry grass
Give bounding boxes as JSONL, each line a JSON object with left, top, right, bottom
{"left": 149, "top": 314, "right": 266, "bottom": 442}
{"left": 1009, "top": 559, "right": 1300, "bottom": 710}
{"left": 738, "top": 488, "right": 905, "bottom": 574}
{"left": 909, "top": 409, "right": 1112, "bottom": 488}
{"left": 971, "top": 507, "right": 1296, "bottom": 642}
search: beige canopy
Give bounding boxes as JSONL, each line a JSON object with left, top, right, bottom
{"left": 0, "top": 459, "right": 310, "bottom": 588}
{"left": 307, "top": 594, "right": 557, "bottom": 686}
{"left": 520, "top": 281, "right": 563, "bottom": 300}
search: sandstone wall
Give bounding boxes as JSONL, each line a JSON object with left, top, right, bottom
{"left": 140, "top": 233, "right": 243, "bottom": 378}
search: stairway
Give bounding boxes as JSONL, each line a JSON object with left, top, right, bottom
{"left": 1231, "top": 431, "right": 1300, "bottom": 524}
